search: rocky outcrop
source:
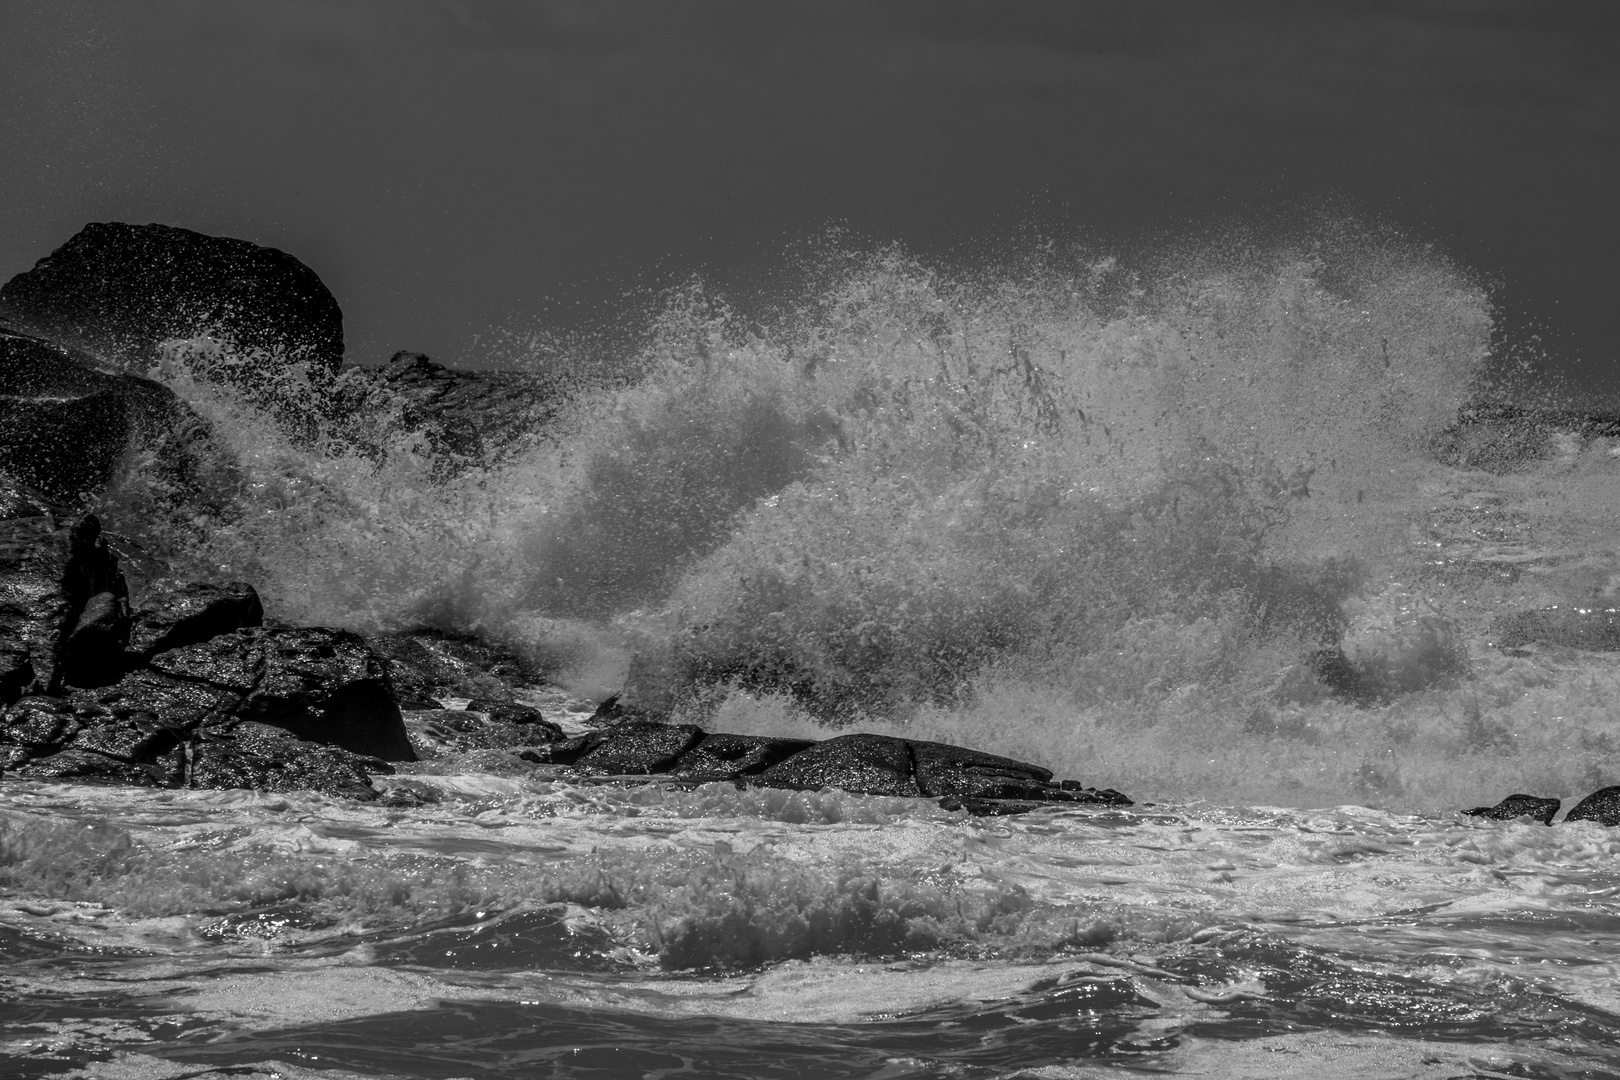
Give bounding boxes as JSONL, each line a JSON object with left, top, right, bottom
{"left": 530, "top": 721, "right": 1130, "bottom": 816}
{"left": 0, "top": 324, "right": 235, "bottom": 509}
{"left": 1465, "top": 793, "right": 1560, "bottom": 825}
{"left": 1492, "top": 607, "right": 1620, "bottom": 652}
{"left": 0, "top": 222, "right": 343, "bottom": 382}
{"left": 333, "top": 351, "right": 558, "bottom": 466}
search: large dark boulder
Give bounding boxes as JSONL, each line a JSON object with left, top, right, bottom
{"left": 1465, "top": 793, "right": 1560, "bottom": 825}
{"left": 0, "top": 222, "right": 343, "bottom": 382}
{"left": 149, "top": 626, "right": 414, "bottom": 761}
{"left": 758, "top": 733, "right": 922, "bottom": 798}
{"left": 0, "top": 324, "right": 238, "bottom": 513}
{"left": 1565, "top": 786, "right": 1620, "bottom": 827}
{"left": 1493, "top": 607, "right": 1620, "bottom": 652}
{"left": 0, "top": 513, "right": 124, "bottom": 701}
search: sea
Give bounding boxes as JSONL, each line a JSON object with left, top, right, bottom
{"left": 7, "top": 223, "right": 1620, "bottom": 1078}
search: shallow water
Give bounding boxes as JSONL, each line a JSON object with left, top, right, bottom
{"left": 12, "top": 226, "right": 1620, "bottom": 1076}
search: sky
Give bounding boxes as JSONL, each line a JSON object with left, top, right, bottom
{"left": 1, "top": 1, "right": 1617, "bottom": 398}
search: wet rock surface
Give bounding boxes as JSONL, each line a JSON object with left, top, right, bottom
{"left": 1564, "top": 786, "right": 1620, "bottom": 827}
{"left": 1466, "top": 793, "right": 1561, "bottom": 826}
{"left": 127, "top": 579, "right": 265, "bottom": 660}
{"left": 0, "top": 221, "right": 343, "bottom": 381}
{"left": 0, "top": 324, "right": 233, "bottom": 509}
{"left": 525, "top": 722, "right": 1131, "bottom": 816}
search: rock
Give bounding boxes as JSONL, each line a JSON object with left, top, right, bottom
{"left": 668, "top": 732, "right": 817, "bottom": 781}
{"left": 1058, "top": 780, "right": 1133, "bottom": 806}
{"left": 368, "top": 630, "right": 536, "bottom": 711}
{"left": 150, "top": 626, "right": 414, "bottom": 761}
{"left": 910, "top": 741, "right": 1054, "bottom": 800}
{"left": 548, "top": 721, "right": 706, "bottom": 775}
{"left": 0, "top": 513, "right": 124, "bottom": 702}
{"left": 403, "top": 707, "right": 562, "bottom": 761}
{"left": 0, "top": 323, "right": 238, "bottom": 510}
{"left": 127, "top": 580, "right": 263, "bottom": 659}
{"left": 1564, "top": 786, "right": 1620, "bottom": 827}
{"left": 1465, "top": 793, "right": 1560, "bottom": 825}
{"left": 334, "top": 351, "right": 557, "bottom": 466}
{"left": 190, "top": 721, "right": 384, "bottom": 801}
{"left": 464, "top": 696, "right": 550, "bottom": 728}
{"left": 0, "top": 222, "right": 343, "bottom": 383}
{"left": 1492, "top": 607, "right": 1620, "bottom": 652}
{"left": 757, "top": 733, "right": 921, "bottom": 798}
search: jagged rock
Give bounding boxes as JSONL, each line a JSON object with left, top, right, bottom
{"left": 190, "top": 721, "right": 384, "bottom": 800}
{"left": 1466, "top": 793, "right": 1560, "bottom": 825}
{"left": 335, "top": 351, "right": 556, "bottom": 466}
{"left": 1493, "top": 607, "right": 1620, "bottom": 652}
{"left": 150, "top": 626, "right": 414, "bottom": 761}
{"left": 669, "top": 732, "right": 817, "bottom": 781}
{"left": 0, "top": 513, "right": 124, "bottom": 702}
{"left": 127, "top": 580, "right": 263, "bottom": 659}
{"left": 758, "top": 734, "right": 922, "bottom": 798}
{"left": 548, "top": 721, "right": 706, "bottom": 775}
{"left": 0, "top": 323, "right": 238, "bottom": 510}
{"left": 1564, "top": 786, "right": 1620, "bottom": 827}
{"left": 0, "top": 222, "right": 343, "bottom": 382}
{"left": 369, "top": 631, "right": 535, "bottom": 710}
{"left": 911, "top": 741, "right": 1054, "bottom": 800}
{"left": 1058, "top": 780, "right": 1133, "bottom": 805}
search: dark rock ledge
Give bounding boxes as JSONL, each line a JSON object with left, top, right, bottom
{"left": 1465, "top": 787, "right": 1620, "bottom": 827}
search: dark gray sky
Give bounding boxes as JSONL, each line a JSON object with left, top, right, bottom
{"left": 2, "top": 1, "right": 1617, "bottom": 396}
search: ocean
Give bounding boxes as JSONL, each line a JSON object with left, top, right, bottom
{"left": 7, "top": 224, "right": 1620, "bottom": 1078}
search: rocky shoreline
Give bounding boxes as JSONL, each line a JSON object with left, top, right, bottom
{"left": 2, "top": 221, "right": 1619, "bottom": 822}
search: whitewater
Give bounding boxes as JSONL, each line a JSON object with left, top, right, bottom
{"left": 7, "top": 224, "right": 1620, "bottom": 1078}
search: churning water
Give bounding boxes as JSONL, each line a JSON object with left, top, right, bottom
{"left": 8, "top": 225, "right": 1620, "bottom": 1078}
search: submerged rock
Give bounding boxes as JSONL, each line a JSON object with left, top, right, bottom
{"left": 1564, "top": 786, "right": 1620, "bottom": 827}
{"left": 1465, "top": 793, "right": 1560, "bottom": 825}
{"left": 0, "top": 221, "right": 343, "bottom": 382}
{"left": 1492, "top": 607, "right": 1620, "bottom": 652}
